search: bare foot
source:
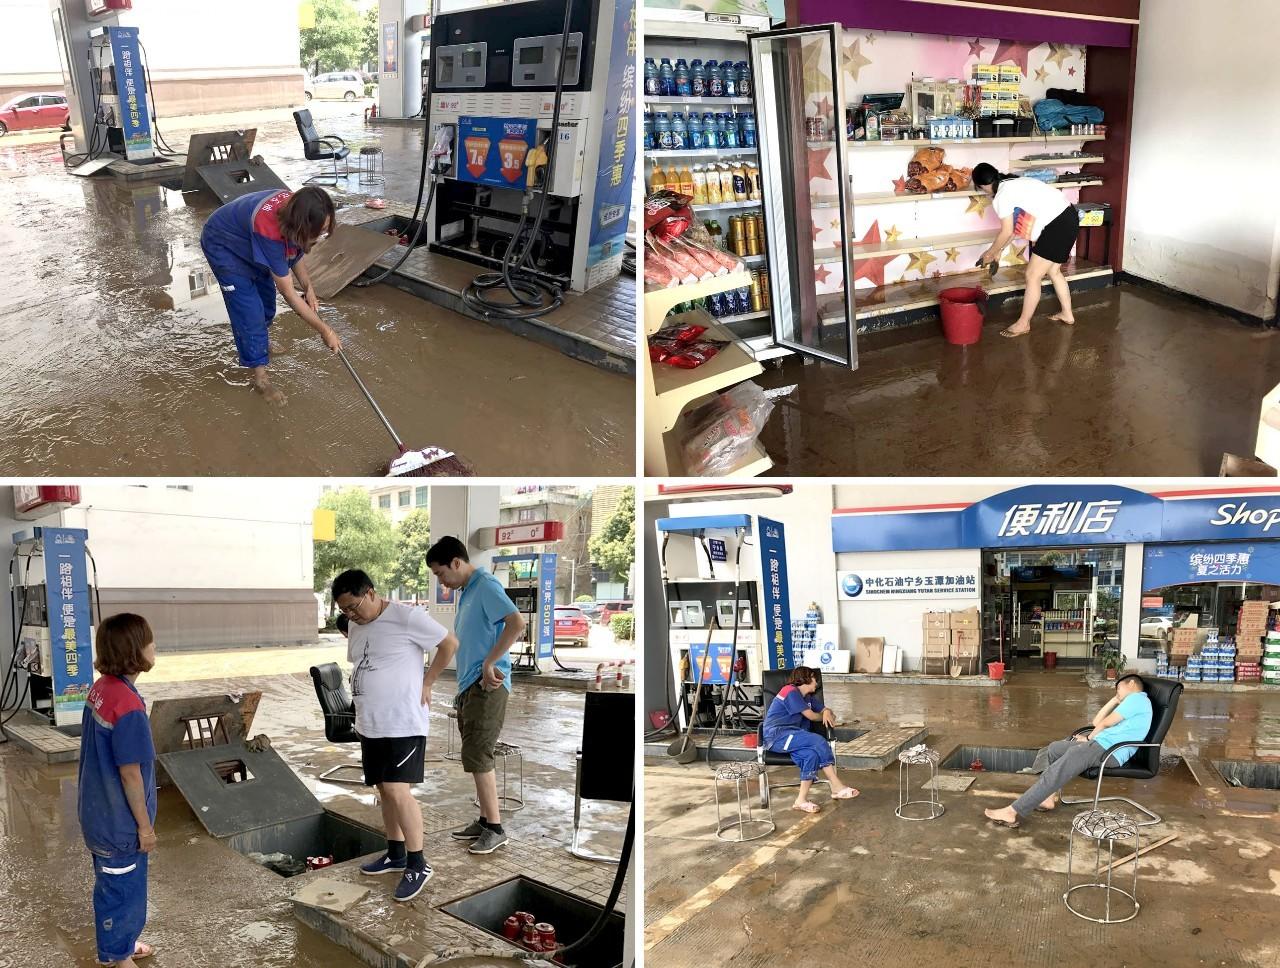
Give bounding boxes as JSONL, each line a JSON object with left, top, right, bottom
{"left": 984, "top": 805, "right": 1021, "bottom": 827}
{"left": 1049, "top": 311, "right": 1075, "bottom": 325}
{"left": 1038, "top": 794, "right": 1058, "bottom": 811}
{"left": 1000, "top": 323, "right": 1031, "bottom": 338}
{"left": 253, "top": 381, "right": 287, "bottom": 405}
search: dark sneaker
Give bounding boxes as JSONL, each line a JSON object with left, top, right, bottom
{"left": 451, "top": 819, "right": 486, "bottom": 841}
{"left": 468, "top": 828, "right": 509, "bottom": 855}
{"left": 360, "top": 854, "right": 406, "bottom": 876}
{"left": 394, "top": 865, "right": 433, "bottom": 902}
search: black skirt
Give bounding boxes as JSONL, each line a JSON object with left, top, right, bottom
{"left": 1030, "top": 204, "right": 1078, "bottom": 265}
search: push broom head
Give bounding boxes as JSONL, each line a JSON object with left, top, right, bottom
{"left": 386, "top": 447, "right": 475, "bottom": 478}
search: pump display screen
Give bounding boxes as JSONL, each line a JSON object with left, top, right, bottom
{"left": 463, "top": 50, "right": 482, "bottom": 68}
{"left": 520, "top": 47, "right": 544, "bottom": 65}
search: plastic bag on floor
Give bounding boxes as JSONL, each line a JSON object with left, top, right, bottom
{"left": 681, "top": 382, "right": 774, "bottom": 477}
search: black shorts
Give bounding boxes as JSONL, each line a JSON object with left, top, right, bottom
{"left": 1030, "top": 204, "right": 1078, "bottom": 265}
{"left": 359, "top": 735, "right": 426, "bottom": 786}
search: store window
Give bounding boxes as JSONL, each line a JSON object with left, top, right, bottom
{"left": 415, "top": 486, "right": 428, "bottom": 507}
{"left": 398, "top": 490, "right": 411, "bottom": 508}
{"left": 378, "top": 494, "right": 391, "bottom": 510}
{"left": 518, "top": 507, "right": 537, "bottom": 522}
{"left": 982, "top": 545, "right": 1124, "bottom": 665}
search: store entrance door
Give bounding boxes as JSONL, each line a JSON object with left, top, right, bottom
{"left": 981, "top": 546, "right": 1124, "bottom": 669}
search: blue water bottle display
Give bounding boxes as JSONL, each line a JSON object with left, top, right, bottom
{"left": 722, "top": 62, "right": 737, "bottom": 98}
{"left": 687, "top": 112, "right": 703, "bottom": 149}
{"left": 659, "top": 58, "right": 675, "bottom": 96}
{"left": 674, "top": 59, "right": 691, "bottom": 97}
{"left": 654, "top": 112, "right": 673, "bottom": 150}
{"left": 740, "top": 112, "right": 757, "bottom": 148}
{"left": 737, "top": 61, "right": 753, "bottom": 98}
{"left": 643, "top": 58, "right": 659, "bottom": 96}
{"left": 691, "top": 59, "right": 706, "bottom": 97}
{"left": 723, "top": 113, "right": 739, "bottom": 148}
{"left": 671, "top": 112, "right": 688, "bottom": 150}
{"left": 643, "top": 111, "right": 654, "bottom": 150}
{"left": 706, "top": 59, "right": 724, "bottom": 98}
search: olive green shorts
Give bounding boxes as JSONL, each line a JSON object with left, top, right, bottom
{"left": 455, "top": 680, "right": 510, "bottom": 774}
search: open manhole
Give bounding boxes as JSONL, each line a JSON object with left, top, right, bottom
{"left": 440, "top": 876, "right": 624, "bottom": 968}
{"left": 831, "top": 727, "right": 869, "bottom": 743}
{"left": 361, "top": 215, "right": 429, "bottom": 250}
{"left": 940, "top": 745, "right": 1040, "bottom": 773}
{"left": 229, "top": 812, "right": 384, "bottom": 877}
{"left": 1212, "top": 759, "right": 1280, "bottom": 790}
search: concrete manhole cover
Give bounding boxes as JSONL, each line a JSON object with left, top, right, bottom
{"left": 930, "top": 774, "right": 978, "bottom": 792}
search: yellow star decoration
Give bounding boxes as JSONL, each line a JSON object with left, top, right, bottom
{"left": 944, "top": 247, "right": 961, "bottom": 263}
{"left": 1045, "top": 44, "right": 1073, "bottom": 70}
{"left": 886, "top": 225, "right": 903, "bottom": 243}
{"left": 844, "top": 37, "right": 872, "bottom": 82}
{"left": 1035, "top": 66, "right": 1049, "bottom": 83}
{"left": 907, "top": 249, "right": 937, "bottom": 276}
{"left": 966, "top": 194, "right": 992, "bottom": 216}
{"left": 1002, "top": 246, "right": 1027, "bottom": 267}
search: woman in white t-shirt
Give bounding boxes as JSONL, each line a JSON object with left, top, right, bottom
{"left": 973, "top": 163, "right": 1078, "bottom": 338}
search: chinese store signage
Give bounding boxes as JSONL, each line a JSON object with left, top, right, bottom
{"left": 538, "top": 554, "right": 557, "bottom": 659}
{"left": 757, "top": 517, "right": 793, "bottom": 669}
{"left": 837, "top": 570, "right": 978, "bottom": 601}
{"left": 106, "top": 27, "right": 152, "bottom": 161}
{"left": 587, "top": 0, "right": 637, "bottom": 272}
{"left": 1142, "top": 541, "right": 1280, "bottom": 590}
{"left": 42, "top": 527, "right": 93, "bottom": 727}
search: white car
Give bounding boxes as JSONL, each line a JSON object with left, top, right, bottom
{"left": 1139, "top": 616, "right": 1173, "bottom": 639}
{"left": 305, "top": 71, "right": 364, "bottom": 101}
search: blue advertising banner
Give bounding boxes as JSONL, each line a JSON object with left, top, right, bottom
{"left": 587, "top": 0, "right": 637, "bottom": 272}
{"left": 538, "top": 553, "right": 557, "bottom": 659}
{"left": 832, "top": 486, "right": 1280, "bottom": 553}
{"left": 41, "top": 527, "right": 93, "bottom": 727}
{"left": 106, "top": 27, "right": 152, "bottom": 161}
{"left": 689, "top": 640, "right": 735, "bottom": 684}
{"left": 758, "top": 516, "right": 794, "bottom": 669}
{"left": 1142, "top": 542, "right": 1280, "bottom": 590}
{"left": 381, "top": 22, "right": 399, "bottom": 75}
{"left": 458, "top": 117, "right": 536, "bottom": 190}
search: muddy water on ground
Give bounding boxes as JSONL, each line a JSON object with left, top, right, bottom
{"left": 0, "top": 137, "right": 632, "bottom": 476}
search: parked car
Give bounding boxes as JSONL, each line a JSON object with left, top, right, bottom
{"left": 306, "top": 71, "right": 365, "bottom": 101}
{"left": 1139, "top": 616, "right": 1173, "bottom": 640}
{"left": 554, "top": 606, "right": 591, "bottom": 647}
{"left": 0, "top": 92, "right": 70, "bottom": 135}
{"left": 597, "top": 600, "right": 633, "bottom": 625}
{"left": 575, "top": 601, "right": 601, "bottom": 620}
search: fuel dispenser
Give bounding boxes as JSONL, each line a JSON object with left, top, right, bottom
{"left": 425, "top": 0, "right": 636, "bottom": 294}
{"left": 656, "top": 514, "right": 794, "bottom": 731}
{"left": 492, "top": 553, "right": 557, "bottom": 674}
{"left": 6, "top": 527, "right": 97, "bottom": 730}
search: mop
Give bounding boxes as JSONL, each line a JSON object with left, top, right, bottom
{"left": 337, "top": 349, "right": 474, "bottom": 477}
{"left": 704, "top": 528, "right": 747, "bottom": 767}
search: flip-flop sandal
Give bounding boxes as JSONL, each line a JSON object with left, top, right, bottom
{"left": 988, "top": 817, "right": 1021, "bottom": 829}
{"left": 999, "top": 328, "right": 1030, "bottom": 339}
{"left": 98, "top": 941, "right": 155, "bottom": 965}
{"left": 792, "top": 801, "right": 821, "bottom": 814}
{"left": 832, "top": 788, "right": 860, "bottom": 800}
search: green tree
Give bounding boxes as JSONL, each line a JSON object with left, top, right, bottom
{"left": 313, "top": 488, "right": 397, "bottom": 603}
{"left": 360, "top": 5, "right": 378, "bottom": 71}
{"left": 589, "top": 487, "right": 635, "bottom": 581}
{"left": 300, "top": 0, "right": 362, "bottom": 75}
{"left": 391, "top": 508, "right": 433, "bottom": 600}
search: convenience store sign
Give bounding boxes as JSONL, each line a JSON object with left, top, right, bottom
{"left": 837, "top": 570, "right": 978, "bottom": 601}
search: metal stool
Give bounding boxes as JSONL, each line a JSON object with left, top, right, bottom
{"left": 1064, "top": 809, "right": 1140, "bottom": 923}
{"left": 444, "top": 707, "right": 461, "bottom": 762}
{"left": 896, "top": 744, "right": 944, "bottom": 821}
{"left": 358, "top": 145, "right": 384, "bottom": 186}
{"left": 714, "top": 762, "right": 775, "bottom": 842}
{"left": 472, "top": 741, "right": 525, "bottom": 813}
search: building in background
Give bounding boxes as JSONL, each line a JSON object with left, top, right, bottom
{"left": 499, "top": 486, "right": 594, "bottom": 604}
{"left": 0, "top": 483, "right": 318, "bottom": 654}
{"left": 368, "top": 483, "right": 431, "bottom": 525}
{"left": 2, "top": 0, "right": 304, "bottom": 114}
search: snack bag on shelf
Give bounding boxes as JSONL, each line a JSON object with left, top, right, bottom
{"left": 681, "top": 381, "right": 775, "bottom": 476}
{"left": 681, "top": 237, "right": 745, "bottom": 275}
{"left": 644, "top": 189, "right": 695, "bottom": 241}
{"left": 911, "top": 146, "right": 946, "bottom": 172}
{"left": 917, "top": 168, "right": 950, "bottom": 192}
{"left": 646, "top": 240, "right": 696, "bottom": 286}
{"left": 653, "top": 238, "right": 714, "bottom": 283}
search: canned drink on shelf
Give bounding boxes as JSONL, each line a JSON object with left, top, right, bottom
{"left": 537, "top": 923, "right": 557, "bottom": 947}
{"left": 759, "top": 268, "right": 771, "bottom": 309}
{"left": 722, "top": 288, "right": 741, "bottom": 317}
{"left": 707, "top": 291, "right": 726, "bottom": 317}
{"left": 806, "top": 115, "right": 826, "bottom": 140}
{"left": 749, "top": 273, "right": 763, "bottom": 312}
{"left": 744, "top": 214, "right": 759, "bottom": 239}
{"left": 746, "top": 236, "right": 761, "bottom": 256}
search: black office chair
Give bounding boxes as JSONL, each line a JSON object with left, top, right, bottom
{"left": 309, "top": 662, "right": 363, "bottom": 785}
{"left": 571, "top": 691, "right": 634, "bottom": 863}
{"left": 293, "top": 109, "right": 350, "bottom": 184}
{"left": 755, "top": 668, "right": 834, "bottom": 807}
{"left": 1059, "top": 676, "right": 1183, "bottom": 826}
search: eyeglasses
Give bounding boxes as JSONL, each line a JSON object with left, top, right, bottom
{"left": 336, "top": 596, "right": 368, "bottom": 617}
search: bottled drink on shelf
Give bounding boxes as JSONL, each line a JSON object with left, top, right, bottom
{"left": 679, "top": 165, "right": 695, "bottom": 197}
{"left": 691, "top": 166, "right": 709, "bottom": 204}
{"left": 732, "top": 164, "right": 749, "bottom": 202}
{"left": 737, "top": 61, "right": 753, "bottom": 98}
{"left": 722, "top": 61, "right": 737, "bottom": 98}
{"left": 691, "top": 59, "right": 707, "bottom": 97}
{"left": 653, "top": 112, "right": 672, "bottom": 150}
{"left": 659, "top": 58, "right": 675, "bottom": 96}
{"left": 717, "top": 164, "right": 737, "bottom": 203}
{"left": 671, "top": 112, "right": 688, "bottom": 150}
{"left": 642, "top": 111, "right": 654, "bottom": 150}
{"left": 687, "top": 112, "right": 704, "bottom": 149}
{"left": 648, "top": 164, "right": 667, "bottom": 194}
{"left": 746, "top": 163, "right": 762, "bottom": 200}
{"left": 664, "top": 167, "right": 682, "bottom": 193}
{"left": 643, "top": 58, "right": 659, "bottom": 96}
{"left": 706, "top": 59, "right": 724, "bottom": 97}
{"left": 674, "top": 58, "right": 691, "bottom": 97}
{"left": 740, "top": 112, "right": 757, "bottom": 148}
{"left": 723, "top": 113, "right": 739, "bottom": 149}
{"left": 705, "top": 166, "right": 724, "bottom": 204}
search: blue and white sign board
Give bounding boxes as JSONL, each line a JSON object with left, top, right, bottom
{"left": 1142, "top": 541, "right": 1280, "bottom": 590}
{"left": 708, "top": 538, "right": 727, "bottom": 562}
{"left": 837, "top": 570, "right": 979, "bottom": 601}
{"left": 587, "top": 0, "right": 637, "bottom": 275}
{"left": 758, "top": 517, "right": 794, "bottom": 668}
{"left": 40, "top": 527, "right": 93, "bottom": 727}
{"left": 105, "top": 28, "right": 153, "bottom": 161}
{"left": 833, "top": 486, "right": 1280, "bottom": 552}
{"left": 537, "top": 553, "right": 557, "bottom": 659}
{"left": 689, "top": 641, "right": 735, "bottom": 684}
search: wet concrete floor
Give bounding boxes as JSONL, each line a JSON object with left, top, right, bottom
{"left": 0, "top": 663, "right": 627, "bottom": 967}
{"left": 0, "top": 102, "right": 633, "bottom": 475}
{"left": 756, "top": 283, "right": 1280, "bottom": 476}
{"left": 645, "top": 670, "right": 1280, "bottom": 967}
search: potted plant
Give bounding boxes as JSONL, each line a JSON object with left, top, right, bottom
{"left": 1102, "top": 652, "right": 1124, "bottom": 680}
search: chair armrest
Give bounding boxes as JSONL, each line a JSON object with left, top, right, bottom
{"left": 1070, "top": 724, "right": 1093, "bottom": 738}
{"left": 1096, "top": 741, "right": 1159, "bottom": 775}
{"left": 322, "top": 134, "right": 347, "bottom": 147}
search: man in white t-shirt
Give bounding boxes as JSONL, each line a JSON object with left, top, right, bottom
{"left": 331, "top": 568, "right": 458, "bottom": 903}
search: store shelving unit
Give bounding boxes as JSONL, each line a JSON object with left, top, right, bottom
{"left": 848, "top": 133, "right": 1107, "bottom": 149}
{"left": 1042, "top": 609, "right": 1092, "bottom": 659}
{"left": 645, "top": 95, "right": 755, "bottom": 107}
{"left": 1010, "top": 155, "right": 1105, "bottom": 169}
{"left": 648, "top": 146, "right": 758, "bottom": 160}
{"left": 644, "top": 272, "right": 773, "bottom": 477}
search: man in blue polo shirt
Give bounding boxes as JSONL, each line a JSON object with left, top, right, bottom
{"left": 985, "top": 673, "right": 1153, "bottom": 828}
{"left": 426, "top": 536, "right": 525, "bottom": 855}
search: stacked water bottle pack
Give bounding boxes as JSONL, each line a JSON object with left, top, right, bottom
{"left": 644, "top": 56, "right": 756, "bottom": 152}
{"left": 644, "top": 56, "right": 753, "bottom": 99}
{"left": 1265, "top": 630, "right": 1280, "bottom": 685}
{"left": 791, "top": 603, "right": 823, "bottom": 656}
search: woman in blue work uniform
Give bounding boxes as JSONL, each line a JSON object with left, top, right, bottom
{"left": 78, "top": 614, "right": 159, "bottom": 968}
{"left": 763, "top": 666, "right": 859, "bottom": 813}
{"left": 200, "top": 185, "right": 342, "bottom": 404}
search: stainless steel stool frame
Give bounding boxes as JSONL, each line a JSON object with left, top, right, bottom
{"left": 444, "top": 707, "right": 462, "bottom": 762}
{"left": 358, "top": 145, "right": 384, "bottom": 187}
{"left": 896, "top": 746, "right": 945, "bottom": 821}
{"left": 1064, "top": 809, "right": 1141, "bottom": 924}
{"left": 715, "top": 763, "right": 776, "bottom": 843}
{"left": 472, "top": 742, "right": 525, "bottom": 813}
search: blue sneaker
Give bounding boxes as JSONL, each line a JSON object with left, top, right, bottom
{"left": 360, "top": 853, "right": 406, "bottom": 876}
{"left": 394, "top": 864, "right": 433, "bottom": 902}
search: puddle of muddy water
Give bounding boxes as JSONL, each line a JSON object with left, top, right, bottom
{"left": 0, "top": 156, "right": 632, "bottom": 475}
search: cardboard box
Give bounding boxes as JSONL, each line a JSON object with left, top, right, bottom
{"left": 951, "top": 629, "right": 981, "bottom": 656}
{"left": 922, "top": 611, "right": 951, "bottom": 631}
{"left": 949, "top": 607, "right": 980, "bottom": 631}
{"left": 922, "top": 656, "right": 949, "bottom": 675}
{"left": 923, "top": 630, "right": 951, "bottom": 656}
{"left": 854, "top": 637, "right": 885, "bottom": 674}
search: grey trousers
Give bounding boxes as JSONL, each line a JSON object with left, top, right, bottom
{"left": 1011, "top": 739, "right": 1107, "bottom": 817}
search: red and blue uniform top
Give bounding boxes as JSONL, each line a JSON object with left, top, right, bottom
{"left": 78, "top": 675, "right": 156, "bottom": 859}
{"left": 200, "top": 189, "right": 302, "bottom": 280}
{"left": 762, "top": 683, "right": 825, "bottom": 747}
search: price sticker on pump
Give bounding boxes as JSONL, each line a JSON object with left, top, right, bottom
{"left": 457, "top": 117, "right": 537, "bottom": 190}
{"left": 498, "top": 137, "right": 530, "bottom": 183}
{"left": 463, "top": 135, "right": 491, "bottom": 179}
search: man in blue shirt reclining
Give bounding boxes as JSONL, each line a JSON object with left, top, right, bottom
{"left": 985, "top": 673, "right": 1153, "bottom": 829}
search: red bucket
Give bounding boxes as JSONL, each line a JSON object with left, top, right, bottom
{"left": 939, "top": 287, "right": 988, "bottom": 345}
{"left": 987, "top": 661, "right": 1006, "bottom": 681}
{"left": 1043, "top": 651, "right": 1058, "bottom": 669}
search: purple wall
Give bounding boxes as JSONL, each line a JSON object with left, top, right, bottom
{"left": 793, "top": 0, "right": 1134, "bottom": 47}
